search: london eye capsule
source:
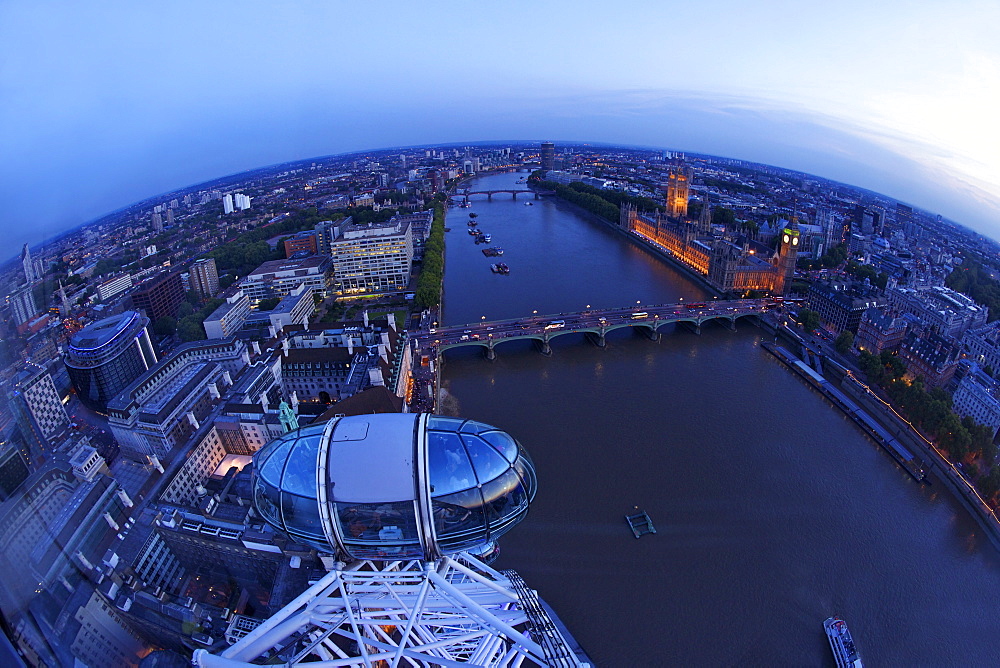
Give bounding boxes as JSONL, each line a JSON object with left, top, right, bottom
{"left": 251, "top": 413, "right": 537, "bottom": 561}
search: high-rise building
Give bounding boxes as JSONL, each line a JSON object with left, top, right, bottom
{"left": 8, "top": 284, "right": 38, "bottom": 326}
{"left": 665, "top": 164, "right": 691, "bottom": 218}
{"left": 189, "top": 257, "right": 220, "bottom": 299}
{"left": 64, "top": 311, "right": 158, "bottom": 413}
{"left": 7, "top": 363, "right": 71, "bottom": 461}
{"left": 326, "top": 219, "right": 413, "bottom": 294}
{"left": 166, "top": 208, "right": 175, "bottom": 226}
{"left": 540, "top": 141, "right": 555, "bottom": 171}
{"left": 21, "top": 243, "right": 36, "bottom": 283}
{"left": 151, "top": 211, "right": 163, "bottom": 232}
{"left": 223, "top": 193, "right": 234, "bottom": 214}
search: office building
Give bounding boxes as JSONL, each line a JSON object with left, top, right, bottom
{"left": 189, "top": 257, "right": 220, "bottom": 299}
{"left": 96, "top": 273, "right": 133, "bottom": 302}
{"left": 540, "top": 141, "right": 555, "bottom": 171}
{"left": 855, "top": 308, "right": 908, "bottom": 353}
{"left": 326, "top": 219, "right": 413, "bottom": 294}
{"left": 885, "top": 286, "right": 988, "bottom": 338}
{"left": 203, "top": 291, "right": 252, "bottom": 339}
{"left": 281, "top": 316, "right": 410, "bottom": 403}
{"left": 128, "top": 271, "right": 185, "bottom": 322}
{"left": 240, "top": 256, "right": 333, "bottom": 304}
{"left": 64, "top": 311, "right": 158, "bottom": 412}
{"left": 0, "top": 440, "right": 30, "bottom": 501}
{"left": 807, "top": 281, "right": 885, "bottom": 334}
{"left": 7, "top": 364, "right": 71, "bottom": 461}
{"left": 107, "top": 338, "right": 249, "bottom": 457}
{"left": 899, "top": 330, "right": 962, "bottom": 389}
{"left": 283, "top": 231, "right": 318, "bottom": 258}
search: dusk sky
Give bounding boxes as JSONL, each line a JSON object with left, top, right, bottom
{"left": 3, "top": 0, "right": 999, "bottom": 260}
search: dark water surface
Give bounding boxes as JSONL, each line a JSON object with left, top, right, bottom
{"left": 441, "top": 172, "right": 1000, "bottom": 666}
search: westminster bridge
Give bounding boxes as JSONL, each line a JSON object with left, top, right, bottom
{"left": 408, "top": 299, "right": 773, "bottom": 410}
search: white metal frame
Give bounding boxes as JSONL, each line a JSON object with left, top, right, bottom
{"left": 193, "top": 552, "right": 577, "bottom": 667}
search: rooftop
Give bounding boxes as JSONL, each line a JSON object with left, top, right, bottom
{"left": 68, "top": 311, "right": 144, "bottom": 351}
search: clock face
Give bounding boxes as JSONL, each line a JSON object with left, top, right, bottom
{"left": 792, "top": 236, "right": 799, "bottom": 246}
{"left": 783, "top": 234, "right": 789, "bottom": 243}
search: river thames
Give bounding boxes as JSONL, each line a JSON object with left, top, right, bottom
{"left": 440, "top": 172, "right": 1000, "bottom": 666}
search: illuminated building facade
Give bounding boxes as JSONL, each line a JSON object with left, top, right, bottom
{"left": 327, "top": 219, "right": 413, "bottom": 294}
{"left": 621, "top": 203, "right": 711, "bottom": 275}
{"left": 665, "top": 164, "right": 692, "bottom": 219}
{"left": 623, "top": 203, "right": 798, "bottom": 296}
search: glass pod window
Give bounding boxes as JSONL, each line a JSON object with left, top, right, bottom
{"left": 336, "top": 501, "right": 423, "bottom": 560}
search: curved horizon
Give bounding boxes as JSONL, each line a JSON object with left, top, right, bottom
{"left": 3, "top": 1, "right": 999, "bottom": 257}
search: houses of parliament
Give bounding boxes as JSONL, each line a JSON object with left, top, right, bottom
{"left": 620, "top": 163, "right": 799, "bottom": 295}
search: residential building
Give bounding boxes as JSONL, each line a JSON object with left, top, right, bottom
{"left": 899, "top": 330, "right": 962, "bottom": 389}
{"left": 189, "top": 258, "right": 220, "bottom": 299}
{"left": 962, "top": 320, "right": 1000, "bottom": 375}
{"left": 223, "top": 194, "right": 234, "bottom": 214}
{"left": 854, "top": 308, "right": 908, "bottom": 354}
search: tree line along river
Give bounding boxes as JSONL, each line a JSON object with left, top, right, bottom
{"left": 438, "top": 171, "right": 1000, "bottom": 666}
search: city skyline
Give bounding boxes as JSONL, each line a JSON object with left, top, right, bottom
{"left": 2, "top": 1, "right": 1000, "bottom": 255}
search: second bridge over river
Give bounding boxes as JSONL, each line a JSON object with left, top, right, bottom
{"left": 416, "top": 299, "right": 773, "bottom": 359}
